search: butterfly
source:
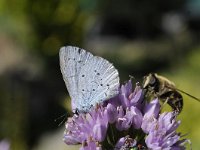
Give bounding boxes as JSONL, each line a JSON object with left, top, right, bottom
{"left": 59, "top": 46, "right": 120, "bottom": 112}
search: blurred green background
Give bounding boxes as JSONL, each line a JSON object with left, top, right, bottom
{"left": 0, "top": 0, "right": 200, "bottom": 149}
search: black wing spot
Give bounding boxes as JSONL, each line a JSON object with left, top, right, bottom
{"left": 82, "top": 75, "right": 85, "bottom": 77}
{"left": 73, "top": 58, "right": 75, "bottom": 60}
{"left": 107, "top": 84, "right": 109, "bottom": 86}
{"left": 78, "top": 48, "right": 81, "bottom": 54}
{"left": 94, "top": 70, "right": 97, "bottom": 72}
{"left": 93, "top": 89, "right": 95, "bottom": 91}
{"left": 82, "top": 89, "right": 85, "bottom": 91}
{"left": 97, "top": 73, "right": 100, "bottom": 75}
{"left": 100, "top": 84, "right": 103, "bottom": 86}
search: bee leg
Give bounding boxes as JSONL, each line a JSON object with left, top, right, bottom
{"left": 160, "top": 97, "right": 169, "bottom": 112}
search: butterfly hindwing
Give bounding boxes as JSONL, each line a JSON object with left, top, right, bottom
{"left": 77, "top": 56, "right": 119, "bottom": 111}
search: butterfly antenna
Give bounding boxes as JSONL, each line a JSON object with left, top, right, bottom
{"left": 54, "top": 114, "right": 67, "bottom": 126}
{"left": 58, "top": 118, "right": 66, "bottom": 127}
{"left": 176, "top": 88, "right": 200, "bottom": 102}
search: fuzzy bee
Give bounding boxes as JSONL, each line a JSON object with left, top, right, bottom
{"left": 143, "top": 73, "right": 200, "bottom": 114}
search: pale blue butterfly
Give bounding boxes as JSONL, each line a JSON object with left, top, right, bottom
{"left": 59, "top": 46, "right": 120, "bottom": 112}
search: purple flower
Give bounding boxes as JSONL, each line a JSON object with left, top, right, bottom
{"left": 63, "top": 106, "right": 108, "bottom": 146}
{"left": 63, "top": 80, "right": 190, "bottom": 150}
{"left": 145, "top": 112, "right": 187, "bottom": 149}
{"left": 107, "top": 103, "right": 118, "bottom": 124}
{"left": 106, "top": 103, "right": 143, "bottom": 131}
{"left": 108, "top": 80, "right": 143, "bottom": 109}
{"left": 115, "top": 106, "right": 143, "bottom": 130}
{"left": 141, "top": 98, "right": 160, "bottom": 133}
{"left": 131, "top": 106, "right": 143, "bottom": 129}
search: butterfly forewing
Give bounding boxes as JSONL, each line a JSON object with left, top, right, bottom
{"left": 59, "top": 46, "right": 119, "bottom": 112}
{"left": 59, "top": 46, "right": 93, "bottom": 106}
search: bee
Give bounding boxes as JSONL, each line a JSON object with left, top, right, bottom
{"left": 143, "top": 73, "right": 200, "bottom": 114}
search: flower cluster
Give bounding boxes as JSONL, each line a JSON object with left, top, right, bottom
{"left": 63, "top": 80, "right": 190, "bottom": 150}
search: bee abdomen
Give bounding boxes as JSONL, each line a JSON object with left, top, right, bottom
{"left": 160, "top": 91, "right": 183, "bottom": 114}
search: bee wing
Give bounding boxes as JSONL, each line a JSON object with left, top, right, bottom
{"left": 175, "top": 88, "right": 200, "bottom": 102}
{"left": 165, "top": 85, "right": 200, "bottom": 102}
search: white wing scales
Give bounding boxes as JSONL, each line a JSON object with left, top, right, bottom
{"left": 59, "top": 46, "right": 119, "bottom": 112}
{"left": 59, "top": 46, "right": 93, "bottom": 99}
{"left": 77, "top": 56, "right": 119, "bottom": 111}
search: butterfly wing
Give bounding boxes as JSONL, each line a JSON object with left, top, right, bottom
{"left": 77, "top": 56, "right": 119, "bottom": 111}
{"left": 59, "top": 46, "right": 93, "bottom": 110}
{"left": 60, "top": 46, "right": 120, "bottom": 112}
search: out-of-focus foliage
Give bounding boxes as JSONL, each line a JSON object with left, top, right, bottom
{"left": 0, "top": 0, "right": 97, "bottom": 149}
{"left": 0, "top": 0, "right": 200, "bottom": 150}
{"left": 164, "top": 48, "right": 200, "bottom": 149}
